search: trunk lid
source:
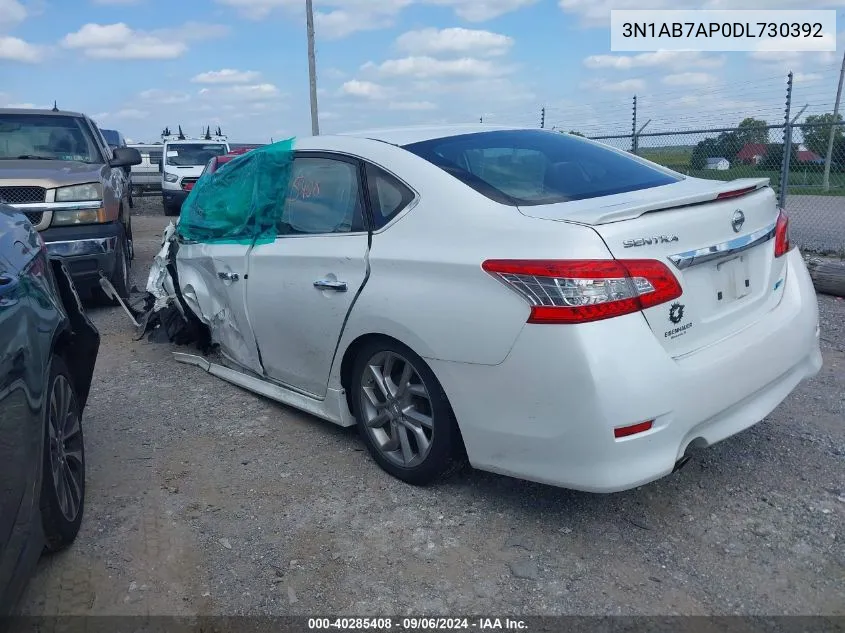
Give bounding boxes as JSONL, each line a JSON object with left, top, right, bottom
{"left": 519, "top": 177, "right": 788, "bottom": 357}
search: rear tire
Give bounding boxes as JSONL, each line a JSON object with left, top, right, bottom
{"left": 163, "top": 201, "right": 181, "bottom": 216}
{"left": 40, "top": 355, "right": 85, "bottom": 553}
{"left": 351, "top": 339, "right": 465, "bottom": 486}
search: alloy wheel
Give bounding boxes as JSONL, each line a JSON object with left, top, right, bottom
{"left": 48, "top": 375, "right": 84, "bottom": 522}
{"left": 359, "top": 351, "right": 434, "bottom": 468}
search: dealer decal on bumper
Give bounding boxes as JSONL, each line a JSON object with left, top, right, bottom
{"left": 665, "top": 302, "right": 693, "bottom": 339}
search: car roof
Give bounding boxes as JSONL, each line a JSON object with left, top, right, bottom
{"left": 336, "top": 124, "right": 533, "bottom": 146}
{"left": 0, "top": 107, "right": 86, "bottom": 117}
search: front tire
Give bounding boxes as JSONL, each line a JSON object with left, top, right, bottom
{"left": 40, "top": 355, "right": 86, "bottom": 553}
{"left": 351, "top": 339, "right": 465, "bottom": 485}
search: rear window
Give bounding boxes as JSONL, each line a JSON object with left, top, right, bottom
{"left": 403, "top": 129, "right": 681, "bottom": 206}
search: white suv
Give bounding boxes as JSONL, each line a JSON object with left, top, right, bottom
{"left": 161, "top": 136, "right": 229, "bottom": 215}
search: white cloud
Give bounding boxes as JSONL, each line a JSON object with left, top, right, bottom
{"left": 215, "top": 0, "right": 533, "bottom": 36}
{"left": 794, "top": 72, "right": 824, "bottom": 83}
{"left": 0, "top": 0, "right": 27, "bottom": 32}
{"left": 395, "top": 27, "right": 513, "bottom": 57}
{"left": 340, "top": 79, "right": 388, "bottom": 99}
{"left": 214, "top": 0, "right": 293, "bottom": 20}
{"left": 662, "top": 72, "right": 716, "bottom": 86}
{"left": 90, "top": 0, "right": 144, "bottom": 4}
{"left": 369, "top": 56, "right": 512, "bottom": 79}
{"left": 60, "top": 21, "right": 228, "bottom": 60}
{"left": 0, "top": 35, "right": 43, "bottom": 62}
{"left": 561, "top": 0, "right": 845, "bottom": 27}
{"left": 389, "top": 100, "right": 438, "bottom": 111}
{"left": 139, "top": 88, "right": 191, "bottom": 104}
{"left": 584, "top": 51, "right": 723, "bottom": 70}
{"left": 113, "top": 108, "right": 148, "bottom": 120}
{"left": 4, "top": 102, "right": 51, "bottom": 109}
{"left": 584, "top": 78, "right": 647, "bottom": 93}
{"left": 422, "top": 0, "right": 538, "bottom": 21}
{"left": 61, "top": 23, "right": 186, "bottom": 59}
{"left": 199, "top": 83, "right": 281, "bottom": 101}
{"left": 323, "top": 67, "right": 347, "bottom": 80}
{"left": 315, "top": 5, "right": 409, "bottom": 39}
{"left": 191, "top": 69, "right": 261, "bottom": 84}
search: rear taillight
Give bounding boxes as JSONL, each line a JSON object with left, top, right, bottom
{"left": 774, "top": 209, "right": 791, "bottom": 257}
{"left": 481, "top": 259, "right": 682, "bottom": 324}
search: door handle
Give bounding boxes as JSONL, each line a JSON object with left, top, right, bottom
{"left": 314, "top": 279, "right": 347, "bottom": 292}
{"left": 218, "top": 271, "right": 239, "bottom": 282}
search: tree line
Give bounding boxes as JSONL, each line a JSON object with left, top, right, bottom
{"left": 687, "top": 115, "right": 845, "bottom": 170}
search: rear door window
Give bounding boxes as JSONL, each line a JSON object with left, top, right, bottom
{"left": 364, "top": 163, "right": 415, "bottom": 229}
{"left": 403, "top": 129, "right": 681, "bottom": 206}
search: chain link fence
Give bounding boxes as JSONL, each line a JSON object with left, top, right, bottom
{"left": 587, "top": 123, "right": 845, "bottom": 255}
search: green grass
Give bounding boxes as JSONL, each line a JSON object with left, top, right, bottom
{"left": 638, "top": 147, "right": 694, "bottom": 166}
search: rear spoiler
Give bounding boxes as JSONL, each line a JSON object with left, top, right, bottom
{"left": 595, "top": 178, "right": 771, "bottom": 224}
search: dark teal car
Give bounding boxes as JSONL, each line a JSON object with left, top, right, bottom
{"left": 0, "top": 203, "right": 99, "bottom": 615}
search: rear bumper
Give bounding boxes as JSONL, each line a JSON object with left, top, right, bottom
{"left": 41, "top": 222, "right": 122, "bottom": 293}
{"left": 429, "top": 248, "right": 823, "bottom": 493}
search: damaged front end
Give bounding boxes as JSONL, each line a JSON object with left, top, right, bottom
{"left": 130, "top": 222, "right": 213, "bottom": 351}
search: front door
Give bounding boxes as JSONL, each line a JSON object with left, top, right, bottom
{"left": 176, "top": 243, "right": 262, "bottom": 374}
{"left": 246, "top": 154, "right": 370, "bottom": 397}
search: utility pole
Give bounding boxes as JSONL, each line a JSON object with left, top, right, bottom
{"left": 822, "top": 49, "right": 845, "bottom": 191}
{"left": 306, "top": 0, "right": 320, "bottom": 136}
{"left": 540, "top": 107, "right": 545, "bottom": 129}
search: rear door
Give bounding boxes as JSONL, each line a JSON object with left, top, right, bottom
{"left": 245, "top": 153, "right": 371, "bottom": 397}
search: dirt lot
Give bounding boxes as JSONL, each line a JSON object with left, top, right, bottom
{"left": 15, "top": 197, "right": 845, "bottom": 616}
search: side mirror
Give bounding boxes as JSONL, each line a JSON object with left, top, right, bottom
{"left": 110, "top": 147, "right": 142, "bottom": 168}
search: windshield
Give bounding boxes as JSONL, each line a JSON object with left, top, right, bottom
{"left": 403, "top": 129, "right": 681, "bottom": 206}
{"left": 166, "top": 143, "right": 227, "bottom": 167}
{"left": 0, "top": 113, "right": 103, "bottom": 163}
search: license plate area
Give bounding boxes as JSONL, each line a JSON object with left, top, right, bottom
{"left": 715, "top": 255, "right": 750, "bottom": 303}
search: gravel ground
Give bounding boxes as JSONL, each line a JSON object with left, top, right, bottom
{"left": 15, "top": 196, "right": 845, "bottom": 616}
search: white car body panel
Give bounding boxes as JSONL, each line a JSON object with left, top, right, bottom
{"left": 166, "top": 126, "right": 823, "bottom": 492}
{"left": 247, "top": 232, "right": 370, "bottom": 397}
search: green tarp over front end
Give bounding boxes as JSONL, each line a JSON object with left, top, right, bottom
{"left": 176, "top": 138, "right": 295, "bottom": 245}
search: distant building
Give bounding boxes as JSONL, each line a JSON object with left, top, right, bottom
{"left": 796, "top": 149, "right": 822, "bottom": 163}
{"left": 736, "top": 143, "right": 768, "bottom": 165}
{"left": 705, "top": 157, "right": 730, "bottom": 170}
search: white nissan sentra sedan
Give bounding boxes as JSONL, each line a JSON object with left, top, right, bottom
{"left": 170, "top": 126, "right": 823, "bottom": 493}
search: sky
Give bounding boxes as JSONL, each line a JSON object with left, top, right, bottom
{"left": 3, "top": 0, "right": 845, "bottom": 144}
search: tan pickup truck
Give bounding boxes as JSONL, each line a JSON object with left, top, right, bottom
{"left": 0, "top": 107, "right": 141, "bottom": 301}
